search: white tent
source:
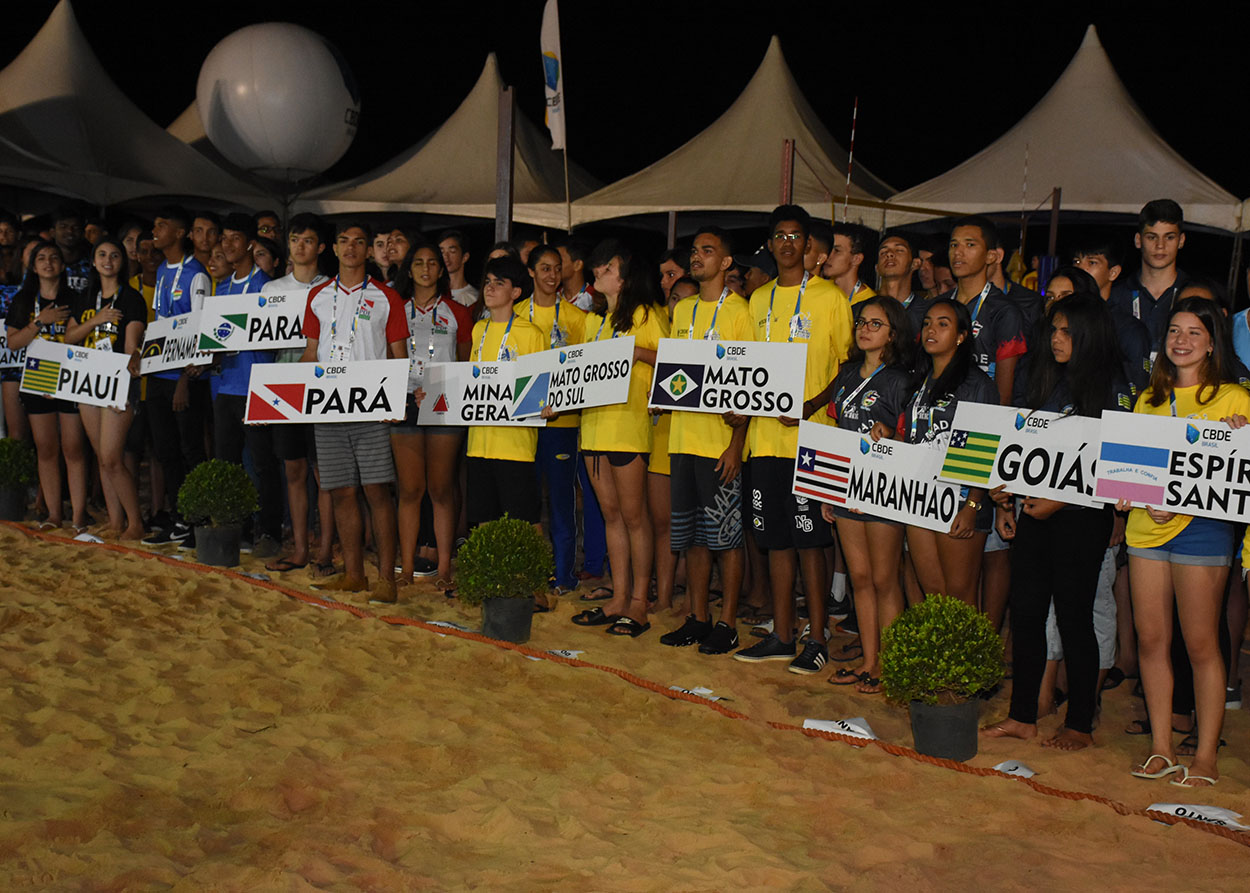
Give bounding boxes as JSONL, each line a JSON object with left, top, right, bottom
{"left": 569, "top": 36, "right": 892, "bottom": 227}
{"left": 885, "top": 25, "right": 1241, "bottom": 232}
{"left": 298, "top": 54, "right": 598, "bottom": 228}
{"left": 0, "top": 0, "right": 268, "bottom": 208}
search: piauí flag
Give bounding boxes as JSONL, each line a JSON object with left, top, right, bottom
{"left": 540, "top": 0, "right": 565, "bottom": 150}
{"left": 513, "top": 370, "right": 551, "bottom": 418}
{"left": 200, "top": 313, "right": 249, "bottom": 350}
{"left": 21, "top": 355, "right": 60, "bottom": 396}
{"left": 941, "top": 429, "right": 1002, "bottom": 485}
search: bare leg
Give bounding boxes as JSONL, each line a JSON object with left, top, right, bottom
{"left": 1129, "top": 555, "right": 1177, "bottom": 769}
{"left": 1173, "top": 562, "right": 1229, "bottom": 784}
{"left": 648, "top": 471, "right": 675, "bottom": 611}
{"left": 29, "top": 412, "right": 63, "bottom": 526}
{"left": 331, "top": 486, "right": 367, "bottom": 585}
{"left": 982, "top": 549, "right": 1011, "bottom": 632}
{"left": 390, "top": 433, "right": 426, "bottom": 581}
{"left": 59, "top": 411, "right": 89, "bottom": 529}
{"left": 426, "top": 431, "right": 462, "bottom": 581}
{"left": 362, "top": 482, "right": 397, "bottom": 584}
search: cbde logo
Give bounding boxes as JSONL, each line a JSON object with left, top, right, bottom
{"left": 860, "top": 438, "right": 871, "bottom": 455}
{"left": 558, "top": 351, "right": 567, "bottom": 364}
{"left": 715, "top": 344, "right": 726, "bottom": 359}
{"left": 1015, "top": 411, "right": 1027, "bottom": 430}
{"left": 314, "top": 365, "right": 325, "bottom": 378}
{"left": 1187, "top": 424, "right": 1200, "bottom": 444}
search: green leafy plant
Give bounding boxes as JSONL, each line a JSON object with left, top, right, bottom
{"left": 177, "top": 459, "right": 258, "bottom": 527}
{"left": 0, "top": 437, "right": 36, "bottom": 488}
{"left": 880, "top": 593, "right": 1004, "bottom": 706}
{"left": 456, "top": 515, "right": 553, "bottom": 608}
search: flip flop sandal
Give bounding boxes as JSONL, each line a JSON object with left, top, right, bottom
{"left": 605, "top": 617, "right": 651, "bottom": 637}
{"left": 1170, "top": 769, "right": 1218, "bottom": 788}
{"left": 580, "top": 586, "right": 613, "bottom": 602}
{"left": 829, "top": 668, "right": 869, "bottom": 686}
{"left": 265, "top": 557, "right": 309, "bottom": 572}
{"left": 830, "top": 640, "right": 864, "bottom": 663}
{"left": 572, "top": 607, "right": 620, "bottom": 627}
{"left": 312, "top": 561, "right": 337, "bottom": 579}
{"left": 855, "top": 676, "right": 884, "bottom": 695}
{"left": 1131, "top": 754, "right": 1184, "bottom": 779}
{"left": 1176, "top": 732, "right": 1227, "bottom": 757}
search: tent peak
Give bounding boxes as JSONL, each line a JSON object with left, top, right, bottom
{"left": 1080, "top": 24, "right": 1101, "bottom": 49}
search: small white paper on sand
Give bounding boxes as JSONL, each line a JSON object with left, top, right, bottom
{"left": 1148, "top": 803, "right": 1250, "bottom": 831}
{"left": 73, "top": 532, "right": 104, "bottom": 543}
{"left": 426, "top": 620, "right": 470, "bottom": 631}
{"left": 669, "top": 685, "right": 725, "bottom": 702}
{"left": 546, "top": 649, "right": 584, "bottom": 659}
{"left": 993, "top": 760, "right": 1037, "bottom": 778}
{"left": 803, "top": 718, "right": 877, "bottom": 740}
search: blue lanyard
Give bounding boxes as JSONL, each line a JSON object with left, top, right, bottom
{"left": 529, "top": 298, "right": 561, "bottom": 347}
{"left": 908, "top": 376, "right": 932, "bottom": 443}
{"left": 839, "top": 364, "right": 883, "bottom": 418}
{"left": 157, "top": 258, "right": 185, "bottom": 318}
{"left": 688, "top": 288, "right": 729, "bottom": 340}
{"left": 476, "top": 315, "right": 515, "bottom": 361}
{"left": 595, "top": 310, "right": 623, "bottom": 341}
{"left": 1169, "top": 390, "right": 1177, "bottom": 417}
{"left": 967, "top": 282, "right": 991, "bottom": 325}
{"left": 765, "top": 271, "right": 810, "bottom": 342}
{"left": 329, "top": 277, "right": 367, "bottom": 356}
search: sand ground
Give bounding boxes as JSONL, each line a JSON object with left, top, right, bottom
{"left": 1, "top": 524, "right": 1248, "bottom": 891}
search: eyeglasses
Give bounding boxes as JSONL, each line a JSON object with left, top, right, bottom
{"left": 854, "top": 318, "right": 891, "bottom": 331}
{"left": 771, "top": 232, "right": 803, "bottom": 242}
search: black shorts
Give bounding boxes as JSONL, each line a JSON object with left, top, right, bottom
{"left": 583, "top": 450, "right": 646, "bottom": 468}
{"left": 272, "top": 423, "right": 311, "bottom": 461}
{"left": 466, "top": 456, "right": 540, "bottom": 528}
{"left": 670, "top": 453, "right": 743, "bottom": 551}
{"left": 832, "top": 504, "right": 901, "bottom": 527}
{"left": 20, "top": 393, "right": 77, "bottom": 415}
{"left": 747, "top": 456, "right": 833, "bottom": 551}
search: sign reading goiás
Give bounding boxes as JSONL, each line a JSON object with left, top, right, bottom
{"left": 511, "top": 336, "right": 635, "bottom": 419}
{"left": 140, "top": 312, "right": 214, "bottom": 374}
{"left": 198, "top": 290, "right": 307, "bottom": 351}
{"left": 937, "top": 402, "right": 1102, "bottom": 507}
{"left": 20, "top": 340, "right": 132, "bottom": 410}
{"left": 649, "top": 339, "right": 806, "bottom": 417}
{"left": 793, "top": 420, "right": 961, "bottom": 532}
{"left": 244, "top": 359, "right": 408, "bottom": 424}
{"left": 418, "top": 361, "right": 546, "bottom": 427}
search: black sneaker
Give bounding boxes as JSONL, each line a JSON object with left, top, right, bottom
{"left": 698, "top": 621, "right": 740, "bottom": 655}
{"left": 177, "top": 528, "right": 197, "bottom": 551}
{"left": 828, "top": 592, "right": 851, "bottom": 622}
{"left": 789, "top": 640, "right": 829, "bottom": 675}
{"left": 148, "top": 510, "right": 173, "bottom": 533}
{"left": 835, "top": 612, "right": 859, "bottom": 635}
{"left": 413, "top": 558, "right": 438, "bottom": 577}
{"left": 660, "top": 615, "right": 712, "bottom": 647}
{"left": 733, "top": 633, "right": 797, "bottom": 663}
{"left": 142, "top": 522, "right": 191, "bottom": 546}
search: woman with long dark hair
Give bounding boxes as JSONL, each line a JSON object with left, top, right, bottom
{"left": 983, "top": 294, "right": 1131, "bottom": 749}
{"left": 1124, "top": 298, "right": 1249, "bottom": 787}
{"left": 572, "top": 240, "right": 670, "bottom": 637}
{"left": 820, "top": 296, "right": 916, "bottom": 693}
{"left": 897, "top": 298, "right": 998, "bottom": 603}
{"left": 5, "top": 241, "right": 89, "bottom": 530}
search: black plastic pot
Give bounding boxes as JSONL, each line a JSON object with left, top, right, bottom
{"left": 0, "top": 485, "right": 25, "bottom": 521}
{"left": 195, "top": 523, "right": 241, "bottom": 568}
{"left": 909, "top": 698, "right": 980, "bottom": 761}
{"left": 481, "top": 597, "right": 534, "bottom": 643}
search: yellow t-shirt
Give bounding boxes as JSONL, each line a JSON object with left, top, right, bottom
{"left": 129, "top": 275, "right": 156, "bottom": 322}
{"left": 466, "top": 317, "right": 546, "bottom": 462}
{"left": 579, "top": 304, "right": 670, "bottom": 453}
{"left": 849, "top": 282, "right": 878, "bottom": 307}
{"left": 746, "top": 275, "right": 852, "bottom": 459}
{"left": 668, "top": 292, "right": 754, "bottom": 459}
{"left": 648, "top": 413, "right": 672, "bottom": 475}
{"left": 1125, "top": 382, "right": 1250, "bottom": 548}
{"left": 514, "top": 297, "right": 587, "bottom": 430}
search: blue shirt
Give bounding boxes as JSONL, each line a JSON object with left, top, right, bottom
{"left": 153, "top": 255, "right": 211, "bottom": 381}
{"left": 212, "top": 265, "right": 274, "bottom": 397}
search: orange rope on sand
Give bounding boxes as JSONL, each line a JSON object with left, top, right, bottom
{"left": 9, "top": 520, "right": 1248, "bottom": 850}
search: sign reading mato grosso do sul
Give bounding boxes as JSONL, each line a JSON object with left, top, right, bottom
{"left": 792, "top": 420, "right": 961, "bottom": 532}
{"left": 418, "top": 361, "right": 546, "bottom": 427}
{"left": 1093, "top": 410, "right": 1250, "bottom": 522}
{"left": 937, "top": 402, "right": 1103, "bottom": 507}
{"left": 140, "top": 311, "right": 214, "bottom": 374}
{"left": 198, "top": 291, "right": 308, "bottom": 351}
{"left": 510, "top": 336, "right": 635, "bottom": 419}
{"left": 648, "top": 339, "right": 806, "bottom": 417}
{"left": 20, "top": 339, "right": 132, "bottom": 410}
{"left": 244, "top": 359, "right": 409, "bottom": 424}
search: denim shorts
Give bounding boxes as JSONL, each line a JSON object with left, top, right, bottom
{"left": 1127, "top": 515, "right": 1235, "bottom": 567}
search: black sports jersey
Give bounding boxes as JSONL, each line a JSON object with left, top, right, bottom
{"left": 824, "top": 362, "right": 915, "bottom": 434}
{"left": 73, "top": 286, "right": 147, "bottom": 353}
{"left": 1107, "top": 268, "right": 1189, "bottom": 346}
{"left": 936, "top": 286, "right": 1027, "bottom": 380}
{"left": 1034, "top": 371, "right": 1134, "bottom": 416}
{"left": 1001, "top": 281, "right": 1044, "bottom": 328}
{"left": 897, "top": 365, "right": 999, "bottom": 446}
{"left": 1109, "top": 305, "right": 1152, "bottom": 395}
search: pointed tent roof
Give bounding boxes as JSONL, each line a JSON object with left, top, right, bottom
{"left": 299, "top": 54, "right": 599, "bottom": 228}
{"left": 570, "top": 36, "right": 892, "bottom": 227}
{"left": 886, "top": 26, "right": 1240, "bottom": 231}
{"left": 0, "top": 0, "right": 268, "bottom": 208}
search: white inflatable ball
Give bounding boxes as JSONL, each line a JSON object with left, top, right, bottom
{"left": 197, "top": 23, "right": 360, "bottom": 180}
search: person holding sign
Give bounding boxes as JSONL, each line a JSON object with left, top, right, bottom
{"left": 819, "top": 297, "right": 917, "bottom": 693}
{"left": 1122, "top": 298, "right": 1249, "bottom": 788}
{"left": 65, "top": 238, "right": 147, "bottom": 540}
{"left": 302, "top": 222, "right": 408, "bottom": 604}
{"left": 896, "top": 299, "right": 998, "bottom": 603}
{"left": 517, "top": 245, "right": 587, "bottom": 595}
{"left": 391, "top": 241, "right": 471, "bottom": 589}
{"left": 659, "top": 228, "right": 751, "bottom": 654}
{"left": 572, "top": 241, "right": 670, "bottom": 638}
{"left": 733, "top": 205, "right": 852, "bottom": 674}
{"left": 6, "top": 242, "right": 88, "bottom": 531}
{"left": 982, "top": 294, "right": 1130, "bottom": 750}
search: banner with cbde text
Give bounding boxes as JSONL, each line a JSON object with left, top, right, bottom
{"left": 0, "top": 319, "right": 25, "bottom": 370}
{"left": 140, "top": 312, "right": 214, "bottom": 374}
{"left": 936, "top": 402, "right": 1103, "bottom": 507}
{"left": 1092, "top": 411, "right": 1250, "bottom": 521}
{"left": 197, "top": 291, "right": 307, "bottom": 351}
{"left": 418, "top": 361, "right": 546, "bottom": 427}
{"left": 648, "top": 339, "right": 806, "bottom": 417}
{"left": 243, "top": 359, "right": 408, "bottom": 424}
{"left": 510, "top": 336, "right": 635, "bottom": 419}
{"left": 20, "top": 339, "right": 131, "bottom": 410}
{"left": 792, "top": 420, "right": 961, "bottom": 532}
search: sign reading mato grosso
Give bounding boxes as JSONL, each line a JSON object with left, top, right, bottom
{"left": 140, "top": 312, "right": 214, "bottom": 374}
{"left": 419, "top": 361, "right": 546, "bottom": 427}
{"left": 244, "top": 359, "right": 409, "bottom": 424}
{"left": 649, "top": 339, "right": 806, "bottom": 417}
{"left": 937, "top": 402, "right": 1103, "bottom": 507}
{"left": 793, "top": 420, "right": 961, "bottom": 532}
{"left": 20, "top": 340, "right": 132, "bottom": 410}
{"left": 511, "top": 336, "right": 635, "bottom": 419}
{"left": 197, "top": 291, "right": 307, "bottom": 351}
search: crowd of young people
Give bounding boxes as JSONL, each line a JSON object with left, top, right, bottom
{"left": 1, "top": 196, "right": 1243, "bottom": 786}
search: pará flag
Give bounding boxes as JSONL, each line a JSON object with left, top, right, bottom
{"left": 541, "top": 0, "right": 565, "bottom": 150}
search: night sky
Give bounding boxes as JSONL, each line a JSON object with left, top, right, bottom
{"left": 3, "top": 0, "right": 1247, "bottom": 198}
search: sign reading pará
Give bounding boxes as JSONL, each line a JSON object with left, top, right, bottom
{"left": 649, "top": 339, "right": 806, "bottom": 417}
{"left": 198, "top": 291, "right": 307, "bottom": 351}
{"left": 244, "top": 360, "right": 408, "bottom": 424}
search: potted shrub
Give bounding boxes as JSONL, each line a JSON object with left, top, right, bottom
{"left": 456, "top": 515, "right": 554, "bottom": 644}
{"left": 177, "top": 459, "right": 258, "bottom": 568}
{"left": 880, "top": 593, "right": 1004, "bottom": 761}
{"left": 0, "top": 437, "right": 36, "bottom": 522}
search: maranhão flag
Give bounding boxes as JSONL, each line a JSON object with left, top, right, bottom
{"left": 540, "top": 0, "right": 565, "bottom": 150}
